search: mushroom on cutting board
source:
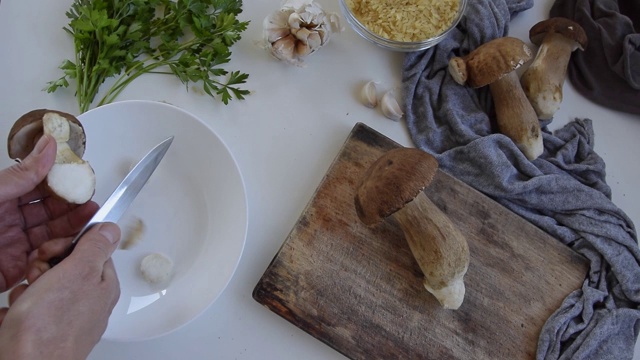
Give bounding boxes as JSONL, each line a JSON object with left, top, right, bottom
{"left": 520, "top": 17, "right": 588, "bottom": 120}
{"left": 448, "top": 37, "right": 543, "bottom": 160}
{"left": 355, "top": 148, "right": 470, "bottom": 310}
{"left": 7, "top": 109, "right": 95, "bottom": 204}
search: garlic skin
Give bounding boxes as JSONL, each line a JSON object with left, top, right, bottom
{"left": 381, "top": 91, "right": 404, "bottom": 121}
{"left": 263, "top": 0, "right": 343, "bottom": 66}
{"left": 360, "top": 81, "right": 379, "bottom": 108}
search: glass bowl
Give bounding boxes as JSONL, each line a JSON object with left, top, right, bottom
{"left": 339, "top": 0, "right": 468, "bottom": 52}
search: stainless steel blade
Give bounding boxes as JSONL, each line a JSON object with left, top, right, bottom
{"left": 49, "top": 136, "right": 174, "bottom": 266}
{"left": 72, "top": 135, "right": 174, "bottom": 244}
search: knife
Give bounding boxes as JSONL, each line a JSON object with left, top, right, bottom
{"left": 49, "top": 136, "right": 174, "bottom": 266}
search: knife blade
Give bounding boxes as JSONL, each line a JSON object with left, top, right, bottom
{"left": 49, "top": 136, "right": 174, "bottom": 266}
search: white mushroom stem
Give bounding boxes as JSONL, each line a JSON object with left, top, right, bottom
{"left": 393, "top": 191, "right": 469, "bottom": 310}
{"left": 489, "top": 71, "right": 544, "bottom": 160}
{"left": 521, "top": 33, "right": 579, "bottom": 120}
{"left": 43, "top": 113, "right": 95, "bottom": 204}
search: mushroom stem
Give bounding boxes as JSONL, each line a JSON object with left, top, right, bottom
{"left": 489, "top": 71, "right": 543, "bottom": 160}
{"left": 393, "top": 191, "right": 470, "bottom": 310}
{"left": 521, "top": 33, "right": 577, "bottom": 120}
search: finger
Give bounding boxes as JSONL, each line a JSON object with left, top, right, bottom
{"left": 24, "top": 202, "right": 99, "bottom": 249}
{"left": 17, "top": 185, "right": 49, "bottom": 205}
{"left": 26, "top": 260, "right": 51, "bottom": 285}
{"left": 36, "top": 237, "right": 73, "bottom": 261}
{"left": 71, "top": 223, "right": 121, "bottom": 267}
{"left": 0, "top": 307, "right": 7, "bottom": 326}
{"left": 20, "top": 196, "right": 76, "bottom": 228}
{"left": 0, "top": 135, "right": 55, "bottom": 203}
{"left": 25, "top": 238, "right": 72, "bottom": 283}
{"left": 101, "top": 258, "right": 120, "bottom": 303}
{"left": 8, "top": 284, "right": 28, "bottom": 305}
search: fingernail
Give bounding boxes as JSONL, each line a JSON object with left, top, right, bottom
{"left": 99, "top": 223, "right": 120, "bottom": 244}
{"left": 33, "top": 134, "right": 53, "bottom": 155}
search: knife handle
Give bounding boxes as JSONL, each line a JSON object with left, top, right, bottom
{"left": 48, "top": 241, "right": 78, "bottom": 267}
{"left": 48, "top": 222, "right": 97, "bottom": 267}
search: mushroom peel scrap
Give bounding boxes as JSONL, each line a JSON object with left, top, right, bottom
{"left": 262, "top": 0, "right": 342, "bottom": 66}
{"left": 520, "top": 17, "right": 588, "bottom": 120}
{"left": 448, "top": 37, "right": 543, "bottom": 160}
{"left": 355, "top": 148, "right": 470, "bottom": 310}
{"left": 7, "top": 109, "right": 95, "bottom": 204}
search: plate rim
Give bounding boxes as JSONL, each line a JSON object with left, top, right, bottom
{"left": 79, "top": 99, "right": 249, "bottom": 341}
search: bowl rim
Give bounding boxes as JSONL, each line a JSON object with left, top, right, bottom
{"left": 339, "top": 0, "right": 468, "bottom": 51}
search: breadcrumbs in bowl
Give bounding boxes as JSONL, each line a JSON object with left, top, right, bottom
{"left": 340, "top": 0, "right": 467, "bottom": 51}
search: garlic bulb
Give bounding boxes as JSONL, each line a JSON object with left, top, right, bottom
{"left": 381, "top": 91, "right": 404, "bottom": 121}
{"left": 263, "top": 0, "right": 343, "bottom": 66}
{"left": 360, "top": 81, "right": 379, "bottom": 108}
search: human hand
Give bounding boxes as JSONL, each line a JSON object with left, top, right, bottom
{"left": 0, "top": 134, "right": 98, "bottom": 292}
{"left": 0, "top": 222, "right": 121, "bottom": 360}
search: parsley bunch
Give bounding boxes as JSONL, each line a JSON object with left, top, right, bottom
{"left": 46, "top": 0, "right": 250, "bottom": 113}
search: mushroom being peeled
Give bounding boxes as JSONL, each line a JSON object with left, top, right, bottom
{"left": 263, "top": 0, "right": 343, "bottom": 66}
{"left": 355, "top": 148, "right": 470, "bottom": 310}
{"left": 7, "top": 109, "right": 95, "bottom": 204}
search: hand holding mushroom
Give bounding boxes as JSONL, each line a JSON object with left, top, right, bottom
{"left": 355, "top": 148, "right": 470, "bottom": 310}
{"left": 8, "top": 110, "right": 96, "bottom": 204}
{"left": 520, "top": 18, "right": 588, "bottom": 120}
{"left": 448, "top": 37, "right": 544, "bottom": 160}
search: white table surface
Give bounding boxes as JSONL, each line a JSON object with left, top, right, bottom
{"left": 1, "top": 0, "right": 639, "bottom": 359}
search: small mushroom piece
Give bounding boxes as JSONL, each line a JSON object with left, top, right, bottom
{"left": 355, "top": 148, "right": 470, "bottom": 309}
{"left": 520, "top": 17, "right": 588, "bottom": 120}
{"left": 449, "top": 37, "right": 543, "bottom": 160}
{"left": 7, "top": 109, "right": 95, "bottom": 204}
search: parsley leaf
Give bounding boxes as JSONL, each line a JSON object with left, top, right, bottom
{"left": 46, "top": 0, "right": 250, "bottom": 113}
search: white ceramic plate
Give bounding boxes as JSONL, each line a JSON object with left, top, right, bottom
{"left": 79, "top": 100, "right": 247, "bottom": 341}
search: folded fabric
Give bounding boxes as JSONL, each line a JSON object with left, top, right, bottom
{"left": 550, "top": 0, "right": 640, "bottom": 115}
{"left": 401, "top": 0, "right": 640, "bottom": 359}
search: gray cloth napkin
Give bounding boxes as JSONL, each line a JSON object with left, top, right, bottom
{"left": 549, "top": 0, "right": 640, "bottom": 115}
{"left": 401, "top": 0, "right": 640, "bottom": 359}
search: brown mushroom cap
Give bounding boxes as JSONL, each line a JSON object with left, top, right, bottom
{"left": 454, "top": 37, "right": 533, "bottom": 88}
{"left": 529, "top": 17, "right": 588, "bottom": 50}
{"left": 355, "top": 147, "right": 439, "bottom": 226}
{"left": 7, "top": 109, "right": 86, "bottom": 160}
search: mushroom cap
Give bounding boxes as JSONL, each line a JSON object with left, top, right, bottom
{"left": 7, "top": 109, "right": 85, "bottom": 160}
{"left": 529, "top": 17, "right": 587, "bottom": 50}
{"left": 355, "top": 147, "right": 439, "bottom": 226}
{"left": 453, "top": 37, "right": 533, "bottom": 88}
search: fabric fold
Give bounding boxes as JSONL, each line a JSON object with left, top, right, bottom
{"left": 550, "top": 0, "right": 640, "bottom": 115}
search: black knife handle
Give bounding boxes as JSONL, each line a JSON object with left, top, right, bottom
{"left": 48, "top": 241, "right": 78, "bottom": 267}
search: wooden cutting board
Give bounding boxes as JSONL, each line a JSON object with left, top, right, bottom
{"left": 253, "top": 123, "right": 588, "bottom": 359}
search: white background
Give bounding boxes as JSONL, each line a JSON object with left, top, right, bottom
{"left": 1, "top": 0, "right": 639, "bottom": 359}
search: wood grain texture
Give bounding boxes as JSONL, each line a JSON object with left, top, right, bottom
{"left": 253, "top": 123, "right": 588, "bottom": 359}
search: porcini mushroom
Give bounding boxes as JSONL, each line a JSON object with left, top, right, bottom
{"left": 7, "top": 109, "right": 95, "bottom": 204}
{"left": 520, "top": 17, "right": 588, "bottom": 120}
{"left": 355, "top": 148, "right": 470, "bottom": 309}
{"left": 448, "top": 37, "right": 543, "bottom": 160}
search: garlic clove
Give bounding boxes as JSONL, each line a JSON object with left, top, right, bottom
{"left": 295, "top": 27, "right": 311, "bottom": 42}
{"left": 381, "top": 91, "right": 404, "bottom": 120}
{"left": 266, "top": 27, "right": 291, "bottom": 43}
{"left": 361, "top": 81, "right": 379, "bottom": 108}
{"left": 296, "top": 42, "right": 313, "bottom": 57}
{"left": 288, "top": 12, "right": 302, "bottom": 29}
{"left": 307, "top": 32, "right": 322, "bottom": 49}
{"left": 264, "top": 10, "right": 294, "bottom": 43}
{"left": 271, "top": 34, "right": 297, "bottom": 62}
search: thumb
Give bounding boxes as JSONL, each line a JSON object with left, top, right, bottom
{"left": 72, "top": 223, "right": 121, "bottom": 266}
{"left": 0, "top": 134, "right": 56, "bottom": 202}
